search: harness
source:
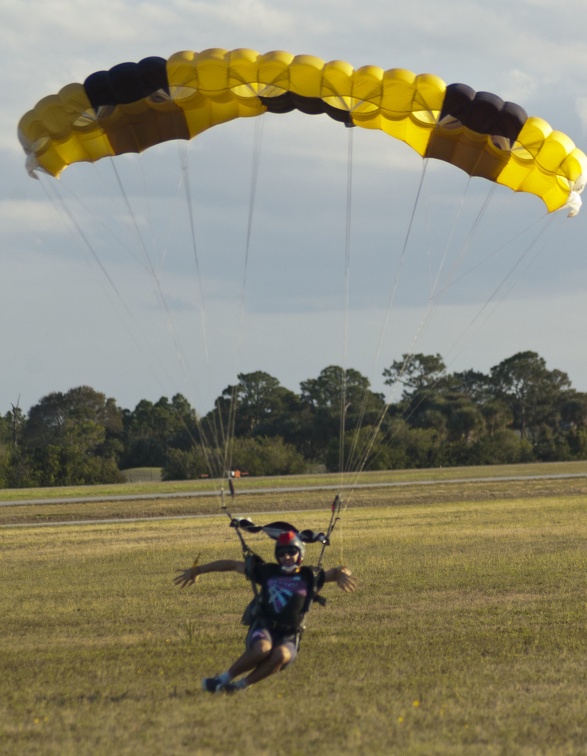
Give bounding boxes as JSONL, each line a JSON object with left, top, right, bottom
{"left": 220, "top": 479, "right": 342, "bottom": 624}
{"left": 243, "top": 562, "right": 324, "bottom": 629}
{"left": 221, "top": 481, "right": 262, "bottom": 622}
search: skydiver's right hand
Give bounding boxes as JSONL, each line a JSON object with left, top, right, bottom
{"left": 173, "top": 555, "right": 201, "bottom": 589}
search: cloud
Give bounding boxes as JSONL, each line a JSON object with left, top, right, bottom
{"left": 0, "top": 199, "right": 67, "bottom": 237}
{"left": 576, "top": 97, "right": 587, "bottom": 135}
{"left": 3, "top": 0, "right": 587, "bottom": 415}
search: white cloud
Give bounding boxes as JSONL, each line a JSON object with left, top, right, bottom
{"left": 576, "top": 97, "right": 587, "bottom": 135}
{"left": 0, "top": 198, "right": 73, "bottom": 237}
{"left": 3, "top": 0, "right": 587, "bottom": 414}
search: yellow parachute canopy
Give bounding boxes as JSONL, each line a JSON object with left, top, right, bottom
{"left": 18, "top": 48, "right": 587, "bottom": 215}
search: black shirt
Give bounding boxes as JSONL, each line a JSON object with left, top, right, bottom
{"left": 249, "top": 561, "right": 325, "bottom": 631}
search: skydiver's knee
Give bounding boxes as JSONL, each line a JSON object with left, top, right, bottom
{"left": 246, "top": 626, "right": 273, "bottom": 657}
{"left": 271, "top": 644, "right": 293, "bottom": 668}
{"left": 251, "top": 638, "right": 272, "bottom": 657}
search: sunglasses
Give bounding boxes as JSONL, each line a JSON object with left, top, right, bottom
{"left": 277, "top": 547, "right": 300, "bottom": 557}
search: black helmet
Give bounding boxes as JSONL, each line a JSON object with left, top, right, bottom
{"left": 275, "top": 530, "right": 305, "bottom": 566}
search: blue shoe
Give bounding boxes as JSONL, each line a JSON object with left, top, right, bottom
{"left": 202, "top": 676, "right": 224, "bottom": 693}
{"left": 220, "top": 681, "right": 246, "bottom": 694}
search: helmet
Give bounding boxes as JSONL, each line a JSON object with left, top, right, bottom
{"left": 275, "top": 531, "right": 305, "bottom": 571}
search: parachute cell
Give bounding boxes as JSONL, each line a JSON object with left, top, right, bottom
{"left": 18, "top": 48, "right": 586, "bottom": 214}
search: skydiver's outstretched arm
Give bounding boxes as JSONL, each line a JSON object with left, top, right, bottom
{"left": 323, "top": 566, "right": 358, "bottom": 593}
{"left": 174, "top": 559, "right": 246, "bottom": 589}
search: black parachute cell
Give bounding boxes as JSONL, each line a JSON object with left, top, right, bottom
{"left": 85, "top": 56, "right": 168, "bottom": 109}
{"left": 439, "top": 82, "right": 476, "bottom": 121}
{"left": 440, "top": 83, "right": 526, "bottom": 143}
{"left": 260, "top": 92, "right": 353, "bottom": 125}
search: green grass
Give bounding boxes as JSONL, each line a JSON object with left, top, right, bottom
{"left": 3, "top": 462, "right": 587, "bottom": 527}
{"left": 1, "top": 486, "right": 587, "bottom": 754}
{"left": 3, "top": 459, "right": 587, "bottom": 502}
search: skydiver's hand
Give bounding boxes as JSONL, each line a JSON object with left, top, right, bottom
{"left": 174, "top": 555, "right": 201, "bottom": 589}
{"left": 336, "top": 566, "right": 357, "bottom": 593}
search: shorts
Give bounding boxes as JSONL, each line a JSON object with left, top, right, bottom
{"left": 246, "top": 620, "right": 300, "bottom": 668}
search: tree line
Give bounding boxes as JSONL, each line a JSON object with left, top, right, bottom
{"left": 2, "top": 350, "right": 586, "bottom": 488}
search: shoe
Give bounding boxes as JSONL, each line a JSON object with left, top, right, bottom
{"left": 220, "top": 681, "right": 245, "bottom": 694}
{"left": 202, "top": 676, "right": 224, "bottom": 693}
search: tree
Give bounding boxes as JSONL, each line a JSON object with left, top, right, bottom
{"left": 21, "top": 387, "right": 123, "bottom": 486}
{"left": 230, "top": 436, "right": 307, "bottom": 476}
{"left": 442, "top": 396, "right": 485, "bottom": 444}
{"left": 206, "top": 371, "right": 291, "bottom": 439}
{"left": 5, "top": 348, "right": 587, "bottom": 488}
{"left": 300, "top": 366, "right": 385, "bottom": 463}
{"left": 469, "top": 429, "right": 534, "bottom": 465}
{"left": 121, "top": 393, "right": 198, "bottom": 468}
{"left": 162, "top": 435, "right": 306, "bottom": 480}
{"left": 325, "top": 425, "right": 399, "bottom": 472}
{"left": 479, "top": 399, "right": 513, "bottom": 437}
{"left": 445, "top": 369, "right": 494, "bottom": 404}
{"left": 0, "top": 414, "right": 11, "bottom": 487}
{"left": 383, "top": 353, "right": 447, "bottom": 398}
{"left": 25, "top": 387, "right": 121, "bottom": 449}
{"left": 490, "top": 352, "right": 571, "bottom": 443}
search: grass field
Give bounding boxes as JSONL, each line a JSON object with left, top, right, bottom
{"left": 1, "top": 470, "right": 587, "bottom": 754}
{"left": 3, "top": 459, "right": 587, "bottom": 503}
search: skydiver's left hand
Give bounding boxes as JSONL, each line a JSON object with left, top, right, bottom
{"left": 336, "top": 566, "right": 357, "bottom": 593}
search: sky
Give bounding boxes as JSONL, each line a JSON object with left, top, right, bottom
{"left": 3, "top": 0, "right": 587, "bottom": 417}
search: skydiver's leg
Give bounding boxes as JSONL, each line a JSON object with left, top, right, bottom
{"left": 212, "top": 627, "right": 298, "bottom": 691}
{"left": 217, "top": 624, "right": 273, "bottom": 682}
{"left": 227, "top": 636, "right": 272, "bottom": 679}
{"left": 202, "top": 625, "right": 272, "bottom": 693}
{"left": 227, "top": 630, "right": 298, "bottom": 691}
{"left": 240, "top": 642, "right": 295, "bottom": 687}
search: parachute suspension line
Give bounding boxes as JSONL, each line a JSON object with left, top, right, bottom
{"left": 442, "top": 210, "right": 562, "bottom": 368}
{"left": 365, "top": 159, "right": 430, "bottom": 394}
{"left": 178, "top": 141, "right": 211, "bottom": 365}
{"left": 438, "top": 183, "right": 497, "bottom": 293}
{"left": 393, "top": 184, "right": 497, "bottom": 378}
{"left": 330, "top": 127, "right": 358, "bottom": 562}
{"left": 46, "top": 163, "right": 153, "bottom": 274}
{"left": 174, "top": 141, "right": 230, "bottom": 480}
{"left": 341, "top": 161, "right": 491, "bottom": 492}
{"left": 223, "top": 117, "right": 266, "bottom": 483}
{"left": 384, "top": 183, "right": 495, "bottom": 398}
{"left": 108, "top": 154, "right": 228, "bottom": 479}
{"left": 109, "top": 160, "right": 154, "bottom": 272}
{"left": 41, "top": 178, "right": 128, "bottom": 308}
{"left": 338, "top": 127, "right": 354, "bottom": 484}
{"left": 351, "top": 176, "right": 495, "bottom": 469}
{"left": 423, "top": 178, "right": 480, "bottom": 307}
{"left": 363, "top": 199, "right": 561, "bottom": 470}
{"left": 108, "top": 159, "right": 189, "bottom": 378}
{"left": 144, "top": 143, "right": 226, "bottom": 479}
{"left": 354, "top": 182, "right": 497, "bottom": 466}
{"left": 340, "top": 160, "right": 431, "bottom": 493}
{"left": 438, "top": 203, "right": 551, "bottom": 298}
{"left": 396, "top": 191, "right": 558, "bottom": 390}
{"left": 342, "top": 147, "right": 383, "bottom": 482}
{"left": 39, "top": 176, "right": 175, "bottom": 393}
{"left": 144, "top": 147, "right": 225, "bottom": 478}
{"left": 370, "top": 213, "right": 560, "bottom": 463}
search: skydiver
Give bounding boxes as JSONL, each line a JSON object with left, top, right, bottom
{"left": 173, "top": 530, "right": 357, "bottom": 693}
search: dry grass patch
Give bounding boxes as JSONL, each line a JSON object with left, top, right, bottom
{"left": 1, "top": 494, "right": 586, "bottom": 754}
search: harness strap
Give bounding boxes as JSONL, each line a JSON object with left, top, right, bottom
{"left": 221, "top": 480, "right": 259, "bottom": 600}
{"left": 317, "top": 494, "right": 342, "bottom": 567}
